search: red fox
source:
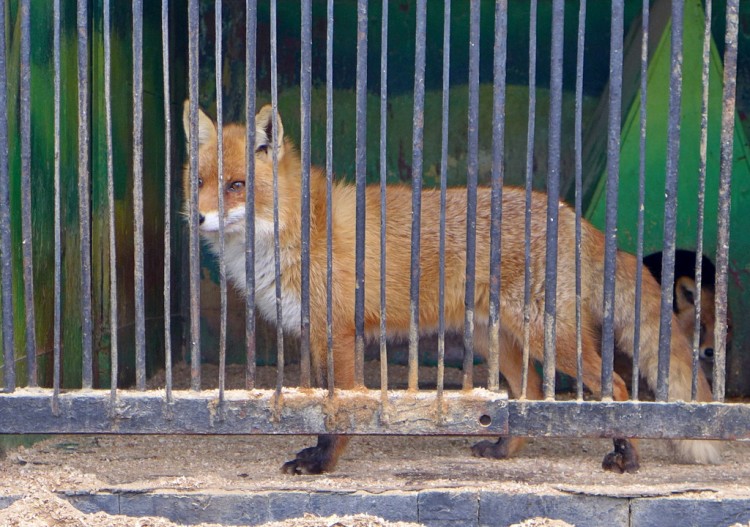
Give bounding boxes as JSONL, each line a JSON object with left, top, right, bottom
{"left": 183, "top": 102, "right": 721, "bottom": 475}
{"left": 643, "top": 250, "right": 732, "bottom": 374}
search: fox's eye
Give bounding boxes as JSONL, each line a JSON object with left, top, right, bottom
{"left": 197, "top": 177, "right": 203, "bottom": 188}
{"left": 227, "top": 181, "right": 245, "bottom": 192}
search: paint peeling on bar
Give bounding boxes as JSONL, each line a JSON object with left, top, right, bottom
{"left": 162, "top": 0, "right": 173, "bottom": 405}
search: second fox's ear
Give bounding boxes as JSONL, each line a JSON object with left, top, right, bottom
{"left": 675, "top": 276, "right": 697, "bottom": 310}
{"left": 182, "top": 100, "right": 217, "bottom": 148}
{"left": 254, "top": 104, "right": 285, "bottom": 159}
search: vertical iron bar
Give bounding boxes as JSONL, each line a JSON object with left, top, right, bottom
{"left": 244, "top": 0, "right": 257, "bottom": 390}
{"left": 133, "top": 0, "right": 146, "bottom": 391}
{"left": 105, "top": 0, "right": 118, "bottom": 404}
{"left": 437, "top": 0, "right": 451, "bottom": 407}
{"left": 601, "top": 0, "right": 625, "bottom": 400}
{"left": 78, "top": 0, "right": 93, "bottom": 389}
{"left": 408, "top": 0, "right": 427, "bottom": 392}
{"left": 487, "top": 0, "right": 507, "bottom": 393}
{"left": 188, "top": 0, "right": 201, "bottom": 392}
{"left": 299, "top": 0, "right": 312, "bottom": 389}
{"left": 713, "top": 0, "right": 739, "bottom": 402}
{"left": 20, "top": 0, "right": 37, "bottom": 387}
{"left": 270, "top": 0, "right": 284, "bottom": 396}
{"left": 162, "top": 0, "right": 173, "bottom": 403}
{"left": 693, "top": 0, "right": 712, "bottom": 400}
{"left": 632, "top": 0, "right": 650, "bottom": 401}
{"left": 0, "top": 0, "right": 14, "bottom": 393}
{"left": 325, "top": 0, "right": 335, "bottom": 396}
{"left": 354, "top": 0, "right": 368, "bottom": 387}
{"left": 521, "top": 0, "right": 538, "bottom": 400}
{"left": 656, "top": 0, "right": 685, "bottom": 402}
{"left": 462, "top": 0, "right": 480, "bottom": 391}
{"left": 573, "top": 0, "right": 586, "bottom": 401}
{"left": 542, "top": 0, "right": 565, "bottom": 399}
{"left": 215, "top": 0, "right": 227, "bottom": 404}
{"left": 379, "top": 0, "right": 389, "bottom": 402}
{"left": 52, "top": 0, "right": 62, "bottom": 408}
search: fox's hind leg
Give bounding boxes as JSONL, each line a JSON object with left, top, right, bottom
{"left": 471, "top": 328, "right": 543, "bottom": 459}
{"left": 552, "top": 314, "right": 640, "bottom": 473}
{"left": 281, "top": 329, "right": 354, "bottom": 475}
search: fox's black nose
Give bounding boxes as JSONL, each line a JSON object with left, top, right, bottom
{"left": 199, "top": 214, "right": 205, "bottom": 225}
{"left": 703, "top": 348, "right": 714, "bottom": 359}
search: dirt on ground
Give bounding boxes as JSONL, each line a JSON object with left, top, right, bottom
{"left": 0, "top": 361, "right": 748, "bottom": 526}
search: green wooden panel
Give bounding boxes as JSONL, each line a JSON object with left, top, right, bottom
{"left": 586, "top": 0, "right": 750, "bottom": 395}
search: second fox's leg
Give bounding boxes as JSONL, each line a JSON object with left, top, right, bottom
{"left": 471, "top": 328, "right": 544, "bottom": 459}
{"left": 281, "top": 330, "right": 355, "bottom": 475}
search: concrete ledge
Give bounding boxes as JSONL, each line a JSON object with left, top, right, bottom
{"left": 23, "top": 489, "right": 746, "bottom": 527}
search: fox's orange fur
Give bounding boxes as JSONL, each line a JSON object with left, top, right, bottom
{"left": 183, "top": 102, "right": 721, "bottom": 475}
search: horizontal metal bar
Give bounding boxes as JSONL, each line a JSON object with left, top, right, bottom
{"left": 0, "top": 389, "right": 508, "bottom": 436}
{"left": 0, "top": 391, "right": 748, "bottom": 441}
{"left": 507, "top": 401, "right": 750, "bottom": 440}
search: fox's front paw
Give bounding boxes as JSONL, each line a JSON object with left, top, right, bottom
{"left": 281, "top": 445, "right": 327, "bottom": 475}
{"left": 602, "top": 438, "right": 640, "bottom": 473}
{"left": 471, "top": 438, "right": 511, "bottom": 459}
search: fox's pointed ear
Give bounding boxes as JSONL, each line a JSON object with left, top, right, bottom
{"left": 254, "top": 104, "right": 285, "bottom": 158}
{"left": 182, "top": 100, "right": 217, "bottom": 148}
{"left": 675, "top": 276, "right": 697, "bottom": 310}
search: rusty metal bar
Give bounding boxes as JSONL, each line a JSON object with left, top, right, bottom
{"left": 133, "top": 0, "right": 146, "bottom": 391}
{"left": 521, "top": 0, "right": 537, "bottom": 400}
{"left": 462, "top": 0, "right": 480, "bottom": 391}
{"left": 270, "top": 0, "right": 284, "bottom": 397}
{"left": 105, "top": 0, "right": 118, "bottom": 404}
{"left": 632, "top": 0, "right": 650, "bottom": 402}
{"left": 542, "top": 0, "right": 565, "bottom": 399}
{"left": 573, "top": 0, "right": 586, "bottom": 401}
{"left": 187, "top": 0, "right": 201, "bottom": 392}
{"left": 162, "top": 0, "right": 173, "bottom": 403}
{"left": 20, "top": 0, "right": 37, "bottom": 387}
{"left": 656, "top": 0, "right": 685, "bottom": 402}
{"left": 693, "top": 0, "right": 712, "bottom": 401}
{"left": 600, "top": 0, "right": 625, "bottom": 401}
{"left": 78, "top": 0, "right": 93, "bottom": 389}
{"left": 299, "top": 0, "right": 312, "bottom": 390}
{"left": 0, "top": 0, "right": 14, "bottom": 393}
{"left": 244, "top": 0, "right": 257, "bottom": 390}
{"left": 354, "top": 0, "right": 368, "bottom": 387}
{"left": 52, "top": 0, "right": 62, "bottom": 408}
{"left": 215, "top": 0, "right": 227, "bottom": 405}
{"left": 325, "top": 0, "right": 335, "bottom": 396}
{"left": 487, "top": 0, "right": 507, "bottom": 394}
{"left": 379, "top": 0, "right": 389, "bottom": 401}
{"left": 714, "top": 0, "right": 739, "bottom": 402}
{"left": 408, "top": 0, "right": 427, "bottom": 392}
{"left": 437, "top": 0, "right": 451, "bottom": 406}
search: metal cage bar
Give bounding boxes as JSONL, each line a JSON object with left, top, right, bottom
{"left": 354, "top": 0, "right": 368, "bottom": 388}
{"left": 407, "top": 0, "right": 427, "bottom": 392}
{"left": 78, "top": 0, "right": 93, "bottom": 390}
{"left": 133, "top": 0, "right": 146, "bottom": 391}
{"left": 542, "top": 0, "right": 565, "bottom": 399}
{"left": 52, "top": 0, "right": 62, "bottom": 408}
{"left": 162, "top": 0, "right": 173, "bottom": 405}
{"left": 325, "top": 0, "right": 334, "bottom": 397}
{"left": 215, "top": 0, "right": 227, "bottom": 405}
{"left": 378, "top": 0, "right": 389, "bottom": 403}
{"left": 656, "top": 0, "right": 685, "bottom": 402}
{"left": 714, "top": 0, "right": 740, "bottom": 402}
{"left": 462, "top": 0, "right": 480, "bottom": 391}
{"left": 244, "top": 0, "right": 258, "bottom": 391}
{"left": 487, "top": 0, "right": 507, "bottom": 394}
{"left": 0, "top": 0, "right": 14, "bottom": 393}
{"left": 19, "top": 0, "right": 37, "bottom": 388}
{"left": 601, "top": 0, "right": 625, "bottom": 401}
